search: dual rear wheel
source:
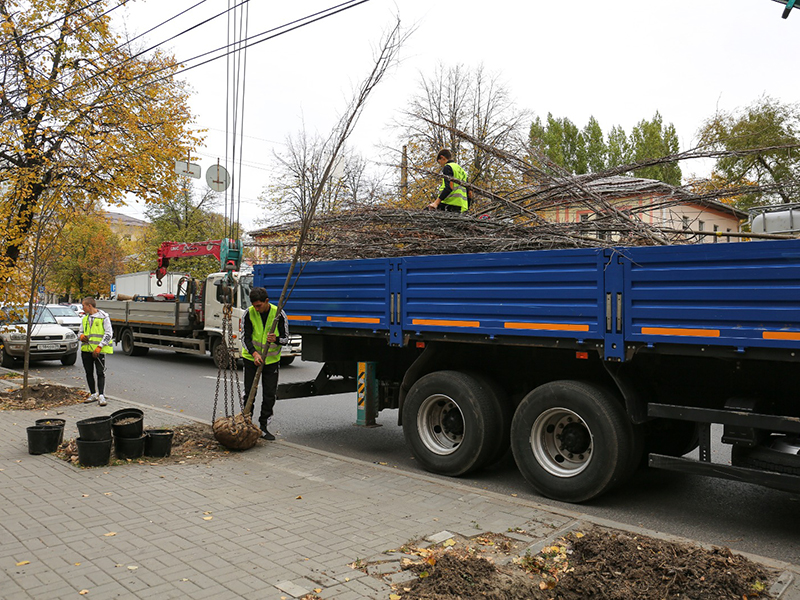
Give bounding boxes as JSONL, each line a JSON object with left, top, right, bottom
{"left": 402, "top": 372, "right": 639, "bottom": 503}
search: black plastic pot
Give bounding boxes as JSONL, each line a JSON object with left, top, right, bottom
{"left": 111, "top": 407, "right": 144, "bottom": 420}
{"left": 35, "top": 418, "right": 66, "bottom": 445}
{"left": 76, "top": 416, "right": 112, "bottom": 441}
{"left": 144, "top": 429, "right": 174, "bottom": 457}
{"left": 112, "top": 412, "right": 144, "bottom": 439}
{"left": 76, "top": 438, "right": 112, "bottom": 467}
{"left": 27, "top": 425, "right": 62, "bottom": 455}
{"left": 114, "top": 434, "right": 146, "bottom": 460}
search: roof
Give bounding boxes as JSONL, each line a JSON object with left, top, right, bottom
{"left": 545, "top": 175, "right": 748, "bottom": 220}
{"left": 103, "top": 211, "right": 149, "bottom": 228}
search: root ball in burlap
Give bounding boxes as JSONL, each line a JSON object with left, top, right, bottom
{"left": 212, "top": 414, "right": 261, "bottom": 450}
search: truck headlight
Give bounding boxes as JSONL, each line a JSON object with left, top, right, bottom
{"left": 10, "top": 333, "right": 26, "bottom": 341}
{"left": 65, "top": 331, "right": 77, "bottom": 340}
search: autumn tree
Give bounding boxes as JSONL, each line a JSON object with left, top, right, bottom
{"left": 394, "top": 63, "right": 529, "bottom": 210}
{"left": 0, "top": 0, "right": 199, "bottom": 291}
{"left": 47, "top": 210, "right": 125, "bottom": 299}
{"left": 699, "top": 96, "right": 800, "bottom": 207}
{"left": 127, "top": 182, "right": 241, "bottom": 279}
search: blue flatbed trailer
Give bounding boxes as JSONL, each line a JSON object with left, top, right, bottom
{"left": 255, "top": 239, "right": 800, "bottom": 502}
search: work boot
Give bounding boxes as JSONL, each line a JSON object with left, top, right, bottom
{"left": 261, "top": 427, "right": 275, "bottom": 441}
{"left": 98, "top": 394, "right": 107, "bottom": 407}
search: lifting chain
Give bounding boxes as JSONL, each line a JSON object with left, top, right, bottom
{"left": 212, "top": 301, "right": 243, "bottom": 422}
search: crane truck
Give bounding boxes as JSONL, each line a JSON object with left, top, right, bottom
{"left": 98, "top": 239, "right": 300, "bottom": 367}
{"left": 254, "top": 238, "right": 800, "bottom": 502}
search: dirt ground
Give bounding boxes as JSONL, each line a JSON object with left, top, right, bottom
{"left": 371, "top": 528, "right": 777, "bottom": 600}
{"left": 0, "top": 380, "right": 87, "bottom": 410}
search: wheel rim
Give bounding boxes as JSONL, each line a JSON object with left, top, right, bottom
{"left": 122, "top": 332, "right": 132, "bottom": 353}
{"left": 416, "top": 394, "right": 464, "bottom": 456}
{"left": 530, "top": 407, "right": 593, "bottom": 478}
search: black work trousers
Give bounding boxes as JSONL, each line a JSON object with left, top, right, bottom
{"left": 81, "top": 352, "right": 107, "bottom": 395}
{"left": 243, "top": 358, "right": 278, "bottom": 429}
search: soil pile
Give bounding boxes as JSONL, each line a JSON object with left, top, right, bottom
{"left": 385, "top": 528, "right": 776, "bottom": 600}
{"left": 0, "top": 382, "right": 87, "bottom": 409}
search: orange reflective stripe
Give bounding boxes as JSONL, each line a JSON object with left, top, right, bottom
{"left": 641, "top": 327, "right": 720, "bottom": 338}
{"left": 505, "top": 322, "right": 590, "bottom": 332}
{"left": 411, "top": 318, "right": 480, "bottom": 328}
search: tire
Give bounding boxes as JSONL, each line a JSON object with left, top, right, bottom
{"left": 731, "top": 435, "right": 800, "bottom": 477}
{"left": 280, "top": 355, "right": 295, "bottom": 367}
{"left": 120, "top": 329, "right": 149, "bottom": 356}
{"left": 510, "top": 380, "right": 635, "bottom": 503}
{"left": 475, "top": 373, "right": 511, "bottom": 467}
{"left": 120, "top": 329, "right": 135, "bottom": 356}
{"left": 402, "top": 370, "right": 504, "bottom": 477}
{"left": 60, "top": 352, "right": 77, "bottom": 366}
{"left": 0, "top": 344, "right": 15, "bottom": 368}
{"left": 211, "top": 337, "right": 230, "bottom": 369}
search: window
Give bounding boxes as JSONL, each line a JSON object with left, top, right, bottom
{"left": 698, "top": 221, "right": 705, "bottom": 231}
{"left": 713, "top": 224, "right": 719, "bottom": 243}
{"left": 682, "top": 216, "right": 690, "bottom": 230}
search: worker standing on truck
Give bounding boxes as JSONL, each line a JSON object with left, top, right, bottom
{"left": 242, "top": 287, "right": 288, "bottom": 440}
{"left": 79, "top": 297, "right": 113, "bottom": 407}
{"left": 427, "top": 148, "right": 469, "bottom": 213}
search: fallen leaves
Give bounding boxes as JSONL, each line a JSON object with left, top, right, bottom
{"left": 15, "top": 560, "right": 30, "bottom": 566}
{"left": 103, "top": 532, "right": 116, "bottom": 537}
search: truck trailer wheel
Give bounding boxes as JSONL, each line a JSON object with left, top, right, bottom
{"left": 510, "top": 380, "right": 636, "bottom": 503}
{"left": 120, "top": 329, "right": 148, "bottom": 357}
{"left": 402, "top": 370, "right": 504, "bottom": 477}
{"left": 731, "top": 435, "right": 800, "bottom": 477}
{"left": 210, "top": 337, "right": 230, "bottom": 369}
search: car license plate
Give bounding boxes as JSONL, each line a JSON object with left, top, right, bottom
{"left": 38, "top": 344, "right": 60, "bottom": 351}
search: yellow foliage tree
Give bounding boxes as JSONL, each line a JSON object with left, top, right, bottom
{"left": 0, "top": 0, "right": 200, "bottom": 296}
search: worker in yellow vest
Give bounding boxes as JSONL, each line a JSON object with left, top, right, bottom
{"left": 427, "top": 148, "right": 469, "bottom": 213}
{"left": 242, "top": 287, "right": 288, "bottom": 440}
{"left": 79, "top": 297, "right": 113, "bottom": 407}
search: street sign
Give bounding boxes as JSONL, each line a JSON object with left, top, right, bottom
{"left": 111, "top": 283, "right": 116, "bottom": 294}
{"left": 206, "top": 164, "right": 231, "bottom": 192}
{"left": 174, "top": 160, "right": 201, "bottom": 179}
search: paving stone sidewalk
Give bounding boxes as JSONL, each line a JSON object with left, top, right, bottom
{"left": 1, "top": 394, "right": 798, "bottom": 599}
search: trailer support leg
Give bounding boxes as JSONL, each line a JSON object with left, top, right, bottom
{"left": 356, "top": 361, "right": 380, "bottom": 427}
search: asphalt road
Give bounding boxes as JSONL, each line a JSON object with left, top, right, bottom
{"left": 28, "top": 349, "right": 800, "bottom": 565}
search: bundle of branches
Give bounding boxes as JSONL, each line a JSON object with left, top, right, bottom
{"left": 248, "top": 206, "right": 696, "bottom": 261}
{"left": 250, "top": 125, "right": 800, "bottom": 261}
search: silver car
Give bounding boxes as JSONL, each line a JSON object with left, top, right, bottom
{"left": 46, "top": 304, "right": 83, "bottom": 335}
{"left": 0, "top": 306, "right": 79, "bottom": 367}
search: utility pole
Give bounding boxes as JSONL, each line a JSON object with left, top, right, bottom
{"left": 400, "top": 145, "right": 408, "bottom": 200}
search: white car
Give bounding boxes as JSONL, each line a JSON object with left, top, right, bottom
{"left": 46, "top": 304, "right": 83, "bottom": 335}
{"left": 0, "top": 306, "right": 79, "bottom": 368}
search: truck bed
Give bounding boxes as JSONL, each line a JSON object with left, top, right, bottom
{"left": 254, "top": 239, "right": 800, "bottom": 361}
{"left": 97, "top": 300, "right": 193, "bottom": 329}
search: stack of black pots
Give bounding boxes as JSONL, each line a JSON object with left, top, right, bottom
{"left": 27, "top": 418, "right": 66, "bottom": 455}
{"left": 76, "top": 416, "right": 113, "bottom": 466}
{"left": 111, "top": 408, "right": 145, "bottom": 460}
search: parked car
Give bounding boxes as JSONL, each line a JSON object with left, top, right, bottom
{"left": 0, "top": 306, "right": 79, "bottom": 367}
{"left": 46, "top": 304, "right": 82, "bottom": 335}
{"left": 67, "top": 303, "right": 85, "bottom": 317}
{"left": 280, "top": 335, "right": 302, "bottom": 367}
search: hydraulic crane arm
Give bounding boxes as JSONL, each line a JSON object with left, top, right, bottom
{"left": 155, "top": 238, "right": 243, "bottom": 285}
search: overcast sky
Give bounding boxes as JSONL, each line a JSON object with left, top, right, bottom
{"left": 111, "top": 0, "right": 800, "bottom": 232}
